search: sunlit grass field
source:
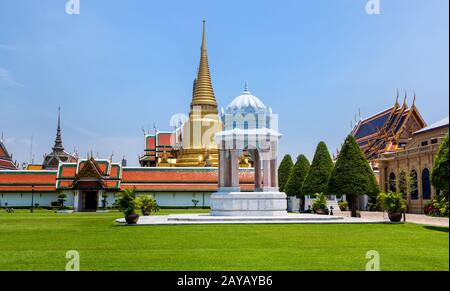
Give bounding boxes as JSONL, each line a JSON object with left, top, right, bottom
{"left": 0, "top": 209, "right": 448, "bottom": 271}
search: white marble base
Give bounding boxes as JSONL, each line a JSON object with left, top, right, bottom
{"left": 115, "top": 214, "right": 390, "bottom": 225}
{"left": 210, "top": 191, "right": 288, "bottom": 216}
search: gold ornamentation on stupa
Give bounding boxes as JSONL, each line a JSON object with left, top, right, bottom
{"left": 176, "top": 21, "right": 222, "bottom": 167}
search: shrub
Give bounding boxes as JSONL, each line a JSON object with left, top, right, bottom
{"left": 327, "top": 135, "right": 379, "bottom": 217}
{"left": 285, "top": 155, "right": 310, "bottom": 197}
{"left": 338, "top": 200, "right": 348, "bottom": 211}
{"left": 312, "top": 193, "right": 327, "bottom": 212}
{"left": 100, "top": 193, "right": 108, "bottom": 210}
{"left": 425, "top": 195, "right": 449, "bottom": 217}
{"left": 367, "top": 195, "right": 382, "bottom": 212}
{"left": 278, "top": 155, "right": 294, "bottom": 192}
{"left": 431, "top": 134, "right": 449, "bottom": 197}
{"left": 377, "top": 191, "right": 407, "bottom": 213}
{"left": 135, "top": 195, "right": 158, "bottom": 216}
{"left": 57, "top": 193, "right": 67, "bottom": 210}
{"left": 116, "top": 188, "right": 137, "bottom": 216}
{"left": 302, "top": 142, "right": 334, "bottom": 197}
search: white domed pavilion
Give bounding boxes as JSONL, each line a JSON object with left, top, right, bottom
{"left": 211, "top": 84, "right": 287, "bottom": 216}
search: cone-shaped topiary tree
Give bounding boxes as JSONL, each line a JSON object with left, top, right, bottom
{"left": 327, "top": 135, "right": 379, "bottom": 217}
{"left": 432, "top": 134, "right": 449, "bottom": 197}
{"left": 285, "top": 155, "right": 310, "bottom": 209}
{"left": 302, "top": 142, "right": 334, "bottom": 197}
{"left": 278, "top": 154, "right": 294, "bottom": 192}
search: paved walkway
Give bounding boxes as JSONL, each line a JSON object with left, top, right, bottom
{"left": 116, "top": 213, "right": 389, "bottom": 226}
{"left": 336, "top": 211, "right": 449, "bottom": 227}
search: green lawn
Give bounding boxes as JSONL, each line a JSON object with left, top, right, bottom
{"left": 0, "top": 209, "right": 448, "bottom": 271}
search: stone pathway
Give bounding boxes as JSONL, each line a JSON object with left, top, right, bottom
{"left": 336, "top": 211, "right": 449, "bottom": 227}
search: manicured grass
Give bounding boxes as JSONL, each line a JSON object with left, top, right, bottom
{"left": 0, "top": 210, "right": 448, "bottom": 271}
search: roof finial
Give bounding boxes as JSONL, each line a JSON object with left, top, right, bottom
{"left": 413, "top": 90, "right": 417, "bottom": 106}
{"left": 57, "top": 106, "right": 61, "bottom": 131}
{"left": 52, "top": 106, "right": 64, "bottom": 152}
{"left": 395, "top": 89, "right": 399, "bottom": 105}
{"left": 243, "top": 81, "right": 250, "bottom": 94}
{"left": 403, "top": 90, "right": 407, "bottom": 107}
{"left": 201, "top": 20, "right": 207, "bottom": 51}
{"left": 0, "top": 132, "right": 3, "bottom": 143}
{"left": 191, "top": 20, "right": 217, "bottom": 109}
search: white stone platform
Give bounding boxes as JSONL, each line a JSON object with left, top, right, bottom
{"left": 210, "top": 191, "right": 288, "bottom": 216}
{"left": 115, "top": 213, "right": 390, "bottom": 225}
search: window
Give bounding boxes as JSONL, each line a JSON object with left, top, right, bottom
{"left": 421, "top": 141, "right": 428, "bottom": 147}
{"left": 410, "top": 170, "right": 419, "bottom": 200}
{"left": 431, "top": 138, "right": 438, "bottom": 144}
{"left": 399, "top": 171, "right": 407, "bottom": 199}
{"left": 422, "top": 169, "right": 432, "bottom": 200}
{"left": 388, "top": 172, "right": 397, "bottom": 192}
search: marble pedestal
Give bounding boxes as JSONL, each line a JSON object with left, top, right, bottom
{"left": 210, "top": 191, "right": 288, "bottom": 216}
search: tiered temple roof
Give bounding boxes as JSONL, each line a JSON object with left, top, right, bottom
{"left": 0, "top": 157, "right": 254, "bottom": 192}
{"left": 352, "top": 93, "right": 426, "bottom": 160}
{"left": 42, "top": 108, "right": 76, "bottom": 169}
{"left": 0, "top": 137, "right": 17, "bottom": 170}
{"left": 139, "top": 132, "right": 176, "bottom": 167}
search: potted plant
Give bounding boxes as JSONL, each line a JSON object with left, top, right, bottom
{"left": 192, "top": 199, "right": 199, "bottom": 208}
{"left": 116, "top": 188, "right": 139, "bottom": 224}
{"left": 312, "top": 193, "right": 328, "bottom": 215}
{"left": 136, "top": 195, "right": 158, "bottom": 216}
{"left": 338, "top": 200, "right": 348, "bottom": 211}
{"left": 377, "top": 191, "right": 407, "bottom": 222}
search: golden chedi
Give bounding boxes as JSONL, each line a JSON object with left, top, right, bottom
{"left": 176, "top": 21, "right": 222, "bottom": 167}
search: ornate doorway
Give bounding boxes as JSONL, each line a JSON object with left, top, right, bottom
{"left": 82, "top": 191, "right": 98, "bottom": 211}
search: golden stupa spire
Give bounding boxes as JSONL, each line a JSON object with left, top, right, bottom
{"left": 191, "top": 21, "right": 217, "bottom": 110}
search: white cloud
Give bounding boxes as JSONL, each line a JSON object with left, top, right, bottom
{"left": 0, "top": 68, "right": 23, "bottom": 88}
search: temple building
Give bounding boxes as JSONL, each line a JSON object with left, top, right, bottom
{"left": 0, "top": 22, "right": 256, "bottom": 210}
{"left": 0, "top": 136, "right": 17, "bottom": 170}
{"left": 352, "top": 92, "right": 427, "bottom": 161}
{"left": 352, "top": 92, "right": 449, "bottom": 213}
{"left": 376, "top": 116, "right": 449, "bottom": 213}
{"left": 139, "top": 21, "right": 223, "bottom": 168}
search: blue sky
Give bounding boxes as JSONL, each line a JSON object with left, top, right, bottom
{"left": 0, "top": 0, "right": 448, "bottom": 166}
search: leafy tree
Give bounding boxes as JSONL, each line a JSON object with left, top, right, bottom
{"left": 278, "top": 154, "right": 294, "bottom": 192}
{"left": 432, "top": 134, "right": 449, "bottom": 197}
{"left": 57, "top": 193, "right": 67, "bottom": 210}
{"left": 327, "top": 135, "right": 379, "bottom": 217}
{"left": 302, "top": 142, "right": 334, "bottom": 197}
{"left": 285, "top": 155, "right": 310, "bottom": 209}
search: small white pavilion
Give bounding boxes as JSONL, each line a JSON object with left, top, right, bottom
{"left": 211, "top": 85, "right": 288, "bottom": 216}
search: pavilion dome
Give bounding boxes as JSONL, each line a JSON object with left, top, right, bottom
{"left": 225, "top": 85, "right": 267, "bottom": 114}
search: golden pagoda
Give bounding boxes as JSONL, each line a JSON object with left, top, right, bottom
{"left": 175, "top": 21, "right": 222, "bottom": 167}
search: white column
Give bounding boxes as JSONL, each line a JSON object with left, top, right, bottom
{"left": 73, "top": 191, "right": 79, "bottom": 212}
{"left": 270, "top": 158, "right": 278, "bottom": 188}
{"left": 263, "top": 158, "right": 271, "bottom": 191}
{"left": 254, "top": 152, "right": 262, "bottom": 192}
{"left": 218, "top": 149, "right": 227, "bottom": 188}
{"left": 230, "top": 149, "right": 240, "bottom": 190}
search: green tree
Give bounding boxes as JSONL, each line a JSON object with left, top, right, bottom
{"left": 432, "top": 134, "right": 449, "bottom": 197}
{"left": 302, "top": 142, "right": 334, "bottom": 197}
{"left": 285, "top": 155, "right": 310, "bottom": 209}
{"left": 327, "top": 135, "right": 380, "bottom": 217}
{"left": 278, "top": 154, "right": 294, "bottom": 192}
